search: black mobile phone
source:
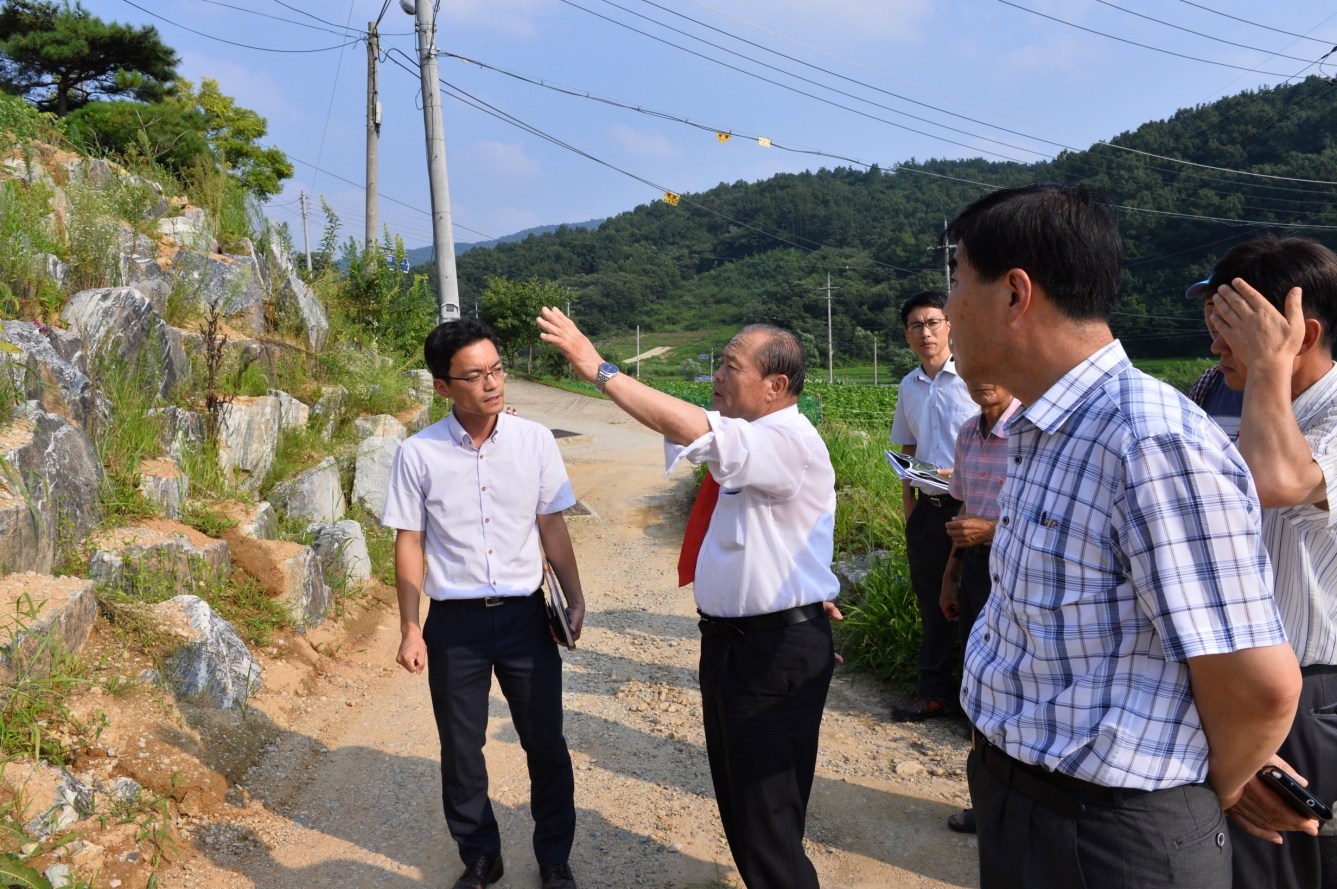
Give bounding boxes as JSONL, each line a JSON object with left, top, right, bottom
{"left": 1257, "top": 765, "right": 1334, "bottom": 822}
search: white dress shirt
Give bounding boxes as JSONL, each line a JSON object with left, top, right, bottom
{"left": 890, "top": 356, "right": 977, "bottom": 485}
{"left": 666, "top": 404, "right": 839, "bottom": 618}
{"left": 1262, "top": 361, "right": 1337, "bottom": 667}
{"left": 381, "top": 410, "right": 577, "bottom": 600}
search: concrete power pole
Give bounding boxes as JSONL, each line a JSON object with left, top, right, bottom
{"left": 819, "top": 273, "right": 839, "bottom": 384}
{"left": 300, "top": 191, "right": 312, "bottom": 274}
{"left": 365, "top": 22, "right": 380, "bottom": 252}
{"left": 636, "top": 325, "right": 641, "bottom": 379}
{"left": 410, "top": 0, "right": 460, "bottom": 321}
{"left": 872, "top": 334, "right": 878, "bottom": 386}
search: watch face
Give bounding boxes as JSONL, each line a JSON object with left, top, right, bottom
{"left": 599, "top": 362, "right": 619, "bottom": 375}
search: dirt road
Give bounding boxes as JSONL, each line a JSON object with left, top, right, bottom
{"left": 163, "top": 379, "right": 980, "bottom": 889}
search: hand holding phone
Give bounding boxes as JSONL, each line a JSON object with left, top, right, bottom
{"left": 1257, "top": 765, "right": 1333, "bottom": 822}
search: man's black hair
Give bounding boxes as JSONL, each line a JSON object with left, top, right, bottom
{"left": 737, "top": 324, "right": 806, "bottom": 396}
{"left": 424, "top": 317, "right": 500, "bottom": 381}
{"left": 944, "top": 183, "right": 1123, "bottom": 322}
{"left": 1208, "top": 235, "right": 1337, "bottom": 358}
{"left": 899, "top": 290, "right": 948, "bottom": 327}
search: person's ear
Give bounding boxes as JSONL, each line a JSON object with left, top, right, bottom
{"left": 433, "top": 377, "right": 452, "bottom": 400}
{"left": 1299, "top": 317, "right": 1324, "bottom": 356}
{"left": 767, "top": 374, "right": 788, "bottom": 401}
{"left": 1005, "top": 268, "right": 1034, "bottom": 326}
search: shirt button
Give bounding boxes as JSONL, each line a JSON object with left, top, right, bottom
{"left": 492, "top": 580, "right": 497, "bottom": 585}
{"left": 1001, "top": 516, "right": 1009, "bottom": 525}
{"left": 481, "top": 486, "right": 487, "bottom": 491}
{"left": 1013, "top": 455, "right": 1021, "bottom": 464}
{"left": 485, "top": 518, "right": 490, "bottom": 523}
{"left": 983, "top": 633, "right": 991, "bottom": 642}
{"left": 992, "top": 574, "right": 1000, "bottom": 584}
{"left": 488, "top": 549, "right": 493, "bottom": 554}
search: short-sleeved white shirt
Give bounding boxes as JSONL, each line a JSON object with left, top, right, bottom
{"left": 890, "top": 356, "right": 977, "bottom": 480}
{"left": 380, "top": 410, "right": 577, "bottom": 600}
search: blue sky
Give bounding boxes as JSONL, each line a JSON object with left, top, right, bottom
{"left": 86, "top": 0, "right": 1337, "bottom": 250}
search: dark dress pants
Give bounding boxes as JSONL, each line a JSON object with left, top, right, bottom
{"left": 958, "top": 544, "right": 992, "bottom": 652}
{"left": 905, "top": 494, "right": 961, "bottom": 702}
{"left": 968, "top": 749, "right": 1232, "bottom": 889}
{"left": 699, "top": 615, "right": 835, "bottom": 889}
{"left": 1231, "top": 664, "right": 1337, "bottom": 889}
{"left": 423, "top": 591, "right": 576, "bottom": 867}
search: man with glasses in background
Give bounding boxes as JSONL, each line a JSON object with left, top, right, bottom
{"left": 890, "top": 290, "right": 979, "bottom": 721}
{"left": 383, "top": 318, "right": 587, "bottom": 889}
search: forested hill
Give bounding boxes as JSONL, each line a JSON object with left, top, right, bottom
{"left": 440, "top": 75, "right": 1337, "bottom": 360}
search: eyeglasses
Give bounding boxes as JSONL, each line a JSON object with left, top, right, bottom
{"left": 906, "top": 318, "right": 946, "bottom": 334}
{"left": 447, "top": 365, "right": 507, "bottom": 385}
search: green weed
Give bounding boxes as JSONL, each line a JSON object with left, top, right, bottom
{"left": 86, "top": 355, "right": 161, "bottom": 521}
{"left": 0, "top": 595, "right": 94, "bottom": 765}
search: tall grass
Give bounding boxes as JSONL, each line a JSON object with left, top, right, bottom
{"left": 0, "top": 595, "right": 93, "bottom": 765}
{"left": 0, "top": 178, "right": 64, "bottom": 321}
{"left": 87, "top": 354, "right": 160, "bottom": 520}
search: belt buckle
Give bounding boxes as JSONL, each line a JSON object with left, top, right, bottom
{"left": 484, "top": 596, "right": 504, "bottom": 607}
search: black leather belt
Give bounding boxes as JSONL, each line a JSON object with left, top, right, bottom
{"left": 972, "top": 730, "right": 1147, "bottom": 821}
{"left": 965, "top": 544, "right": 991, "bottom": 559}
{"left": 919, "top": 493, "right": 961, "bottom": 509}
{"left": 432, "top": 589, "right": 542, "bottom": 609}
{"left": 697, "top": 602, "right": 826, "bottom": 636}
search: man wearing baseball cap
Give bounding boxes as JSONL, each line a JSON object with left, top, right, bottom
{"left": 1185, "top": 278, "right": 1245, "bottom": 441}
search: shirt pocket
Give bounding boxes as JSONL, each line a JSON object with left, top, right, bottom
{"left": 1010, "top": 514, "right": 1113, "bottom": 613}
{"left": 713, "top": 489, "right": 747, "bottom": 551}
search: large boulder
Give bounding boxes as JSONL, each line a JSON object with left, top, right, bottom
{"left": 399, "top": 403, "right": 430, "bottom": 433}
{"left": 218, "top": 396, "right": 280, "bottom": 493}
{"left": 0, "top": 321, "right": 95, "bottom": 428}
{"left": 227, "top": 537, "right": 330, "bottom": 630}
{"left": 61, "top": 287, "right": 188, "bottom": 400}
{"left": 0, "top": 574, "right": 97, "bottom": 686}
{"left": 267, "top": 220, "right": 296, "bottom": 280}
{"left": 310, "top": 385, "right": 346, "bottom": 440}
{"left": 154, "top": 595, "right": 262, "bottom": 709}
{"left": 277, "top": 274, "right": 329, "bottom": 352}
{"left": 352, "top": 436, "right": 399, "bottom": 520}
{"left": 156, "top": 207, "right": 213, "bottom": 253}
{"left": 239, "top": 501, "right": 277, "bottom": 540}
{"left": 352, "top": 414, "right": 406, "bottom": 442}
{"left": 404, "top": 369, "right": 435, "bottom": 405}
{"left": 172, "top": 249, "right": 265, "bottom": 334}
{"left": 0, "top": 406, "right": 102, "bottom": 573}
{"left": 270, "top": 457, "right": 345, "bottom": 523}
{"left": 87, "top": 522, "right": 230, "bottom": 597}
{"left": 269, "top": 389, "right": 309, "bottom": 431}
{"left": 152, "top": 405, "right": 206, "bottom": 462}
{"left": 61, "top": 157, "right": 116, "bottom": 188}
{"left": 35, "top": 253, "right": 70, "bottom": 292}
{"left": 138, "top": 457, "right": 188, "bottom": 521}
{"left": 306, "top": 520, "right": 372, "bottom": 589}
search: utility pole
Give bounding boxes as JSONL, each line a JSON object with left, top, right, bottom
{"left": 872, "top": 333, "right": 878, "bottom": 386}
{"left": 300, "top": 191, "right": 312, "bottom": 274}
{"left": 819, "top": 273, "right": 839, "bottom": 384}
{"left": 365, "top": 22, "right": 380, "bottom": 252}
{"left": 409, "top": 0, "right": 460, "bottom": 322}
{"left": 636, "top": 325, "right": 641, "bottom": 379}
{"left": 927, "top": 219, "right": 954, "bottom": 293}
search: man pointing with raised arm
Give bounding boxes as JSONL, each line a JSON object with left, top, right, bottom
{"left": 539, "top": 312, "right": 840, "bottom": 889}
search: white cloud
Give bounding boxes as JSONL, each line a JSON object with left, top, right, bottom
{"left": 608, "top": 124, "right": 680, "bottom": 158}
{"left": 465, "top": 140, "right": 543, "bottom": 177}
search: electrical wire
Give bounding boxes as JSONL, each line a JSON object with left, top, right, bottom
{"left": 116, "top": 0, "right": 361, "bottom": 52}
{"left": 181, "top": 0, "right": 356, "bottom": 37}
{"left": 1086, "top": 0, "right": 1316, "bottom": 63}
{"left": 309, "top": 0, "right": 359, "bottom": 195}
{"left": 1173, "top": 0, "right": 1337, "bottom": 46}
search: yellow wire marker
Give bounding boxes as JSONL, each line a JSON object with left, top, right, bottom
{"left": 717, "top": 132, "right": 731, "bottom": 144}
{"left": 663, "top": 191, "right": 681, "bottom": 206}
{"left": 758, "top": 137, "right": 772, "bottom": 148}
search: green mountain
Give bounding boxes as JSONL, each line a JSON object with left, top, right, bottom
{"left": 430, "top": 76, "right": 1337, "bottom": 361}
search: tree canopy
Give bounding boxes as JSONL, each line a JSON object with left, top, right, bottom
{"left": 0, "top": 0, "right": 177, "bottom": 116}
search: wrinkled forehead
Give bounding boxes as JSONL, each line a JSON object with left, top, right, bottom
{"left": 723, "top": 332, "right": 762, "bottom": 365}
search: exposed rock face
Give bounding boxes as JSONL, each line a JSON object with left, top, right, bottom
{"left": 172, "top": 249, "right": 265, "bottom": 334}
{"left": 399, "top": 403, "right": 430, "bottom": 433}
{"left": 0, "top": 406, "right": 102, "bottom": 573}
{"left": 0, "top": 574, "right": 98, "bottom": 686}
{"left": 156, "top": 207, "right": 214, "bottom": 253}
{"left": 36, "top": 253, "right": 70, "bottom": 291}
{"left": 154, "top": 595, "right": 262, "bottom": 709}
{"left": 239, "top": 501, "right": 277, "bottom": 540}
{"left": 270, "top": 457, "right": 345, "bottom": 523}
{"left": 152, "top": 405, "right": 206, "bottom": 462}
{"left": 61, "top": 157, "right": 117, "bottom": 188}
{"left": 277, "top": 274, "right": 329, "bottom": 352}
{"left": 0, "top": 320, "right": 94, "bottom": 428}
{"left": 61, "top": 287, "right": 188, "bottom": 399}
{"left": 139, "top": 457, "right": 188, "bottom": 520}
{"left": 87, "top": 522, "right": 230, "bottom": 596}
{"left": 269, "top": 389, "right": 309, "bottom": 431}
{"left": 352, "top": 414, "right": 407, "bottom": 442}
{"left": 310, "top": 385, "right": 346, "bottom": 440}
{"left": 306, "top": 519, "right": 372, "bottom": 588}
{"left": 352, "top": 436, "right": 399, "bottom": 520}
{"left": 227, "top": 536, "right": 329, "bottom": 630}
{"left": 834, "top": 550, "right": 891, "bottom": 595}
{"left": 404, "top": 369, "right": 435, "bottom": 404}
{"left": 268, "top": 220, "right": 296, "bottom": 280}
{"left": 218, "top": 396, "right": 280, "bottom": 493}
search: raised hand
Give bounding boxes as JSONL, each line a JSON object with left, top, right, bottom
{"left": 1210, "top": 280, "right": 1307, "bottom": 374}
{"left": 537, "top": 306, "right": 603, "bottom": 384}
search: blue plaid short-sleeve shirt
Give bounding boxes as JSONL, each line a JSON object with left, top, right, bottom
{"left": 963, "top": 341, "right": 1286, "bottom": 791}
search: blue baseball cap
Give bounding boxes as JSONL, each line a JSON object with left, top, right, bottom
{"left": 1184, "top": 279, "right": 1214, "bottom": 300}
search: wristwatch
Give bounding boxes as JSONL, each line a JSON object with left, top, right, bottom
{"left": 595, "top": 361, "right": 620, "bottom": 393}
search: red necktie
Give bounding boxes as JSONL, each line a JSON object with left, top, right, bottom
{"left": 678, "top": 472, "right": 721, "bottom": 587}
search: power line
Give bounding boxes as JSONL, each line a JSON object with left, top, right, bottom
{"left": 309, "top": 0, "right": 358, "bottom": 195}
{"left": 181, "top": 0, "right": 355, "bottom": 37}
{"left": 1087, "top": 0, "right": 1316, "bottom": 63}
{"left": 1173, "top": 0, "right": 1337, "bottom": 46}
{"left": 116, "top": 0, "right": 361, "bottom": 52}
{"left": 266, "top": 0, "right": 411, "bottom": 35}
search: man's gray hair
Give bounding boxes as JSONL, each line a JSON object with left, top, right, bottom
{"left": 736, "top": 324, "right": 806, "bottom": 396}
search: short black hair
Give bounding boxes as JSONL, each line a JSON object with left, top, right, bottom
{"left": 945, "top": 183, "right": 1122, "bottom": 322}
{"left": 899, "top": 290, "right": 948, "bottom": 327}
{"left": 736, "top": 324, "right": 806, "bottom": 396}
{"left": 424, "top": 318, "right": 500, "bottom": 381}
{"left": 1208, "top": 235, "right": 1337, "bottom": 357}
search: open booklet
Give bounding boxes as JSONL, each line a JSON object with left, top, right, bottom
{"left": 884, "top": 450, "right": 951, "bottom": 496}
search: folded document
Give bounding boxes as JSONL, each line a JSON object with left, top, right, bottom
{"left": 884, "top": 450, "right": 951, "bottom": 496}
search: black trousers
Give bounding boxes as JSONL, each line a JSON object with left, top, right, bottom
{"left": 969, "top": 748, "right": 1232, "bottom": 888}
{"left": 958, "top": 544, "right": 993, "bottom": 652}
{"left": 1231, "top": 664, "right": 1337, "bottom": 889}
{"left": 905, "top": 494, "right": 961, "bottom": 701}
{"left": 423, "top": 591, "right": 575, "bottom": 867}
{"left": 699, "top": 615, "right": 835, "bottom": 889}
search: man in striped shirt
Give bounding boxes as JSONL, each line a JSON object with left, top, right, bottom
{"left": 1203, "top": 236, "right": 1337, "bottom": 889}
{"left": 944, "top": 183, "right": 1303, "bottom": 889}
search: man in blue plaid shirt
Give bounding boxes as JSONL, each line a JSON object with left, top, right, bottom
{"left": 943, "top": 184, "right": 1304, "bottom": 889}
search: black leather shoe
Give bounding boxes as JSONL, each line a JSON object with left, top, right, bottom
{"left": 452, "top": 854, "right": 504, "bottom": 889}
{"left": 540, "top": 862, "right": 577, "bottom": 889}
